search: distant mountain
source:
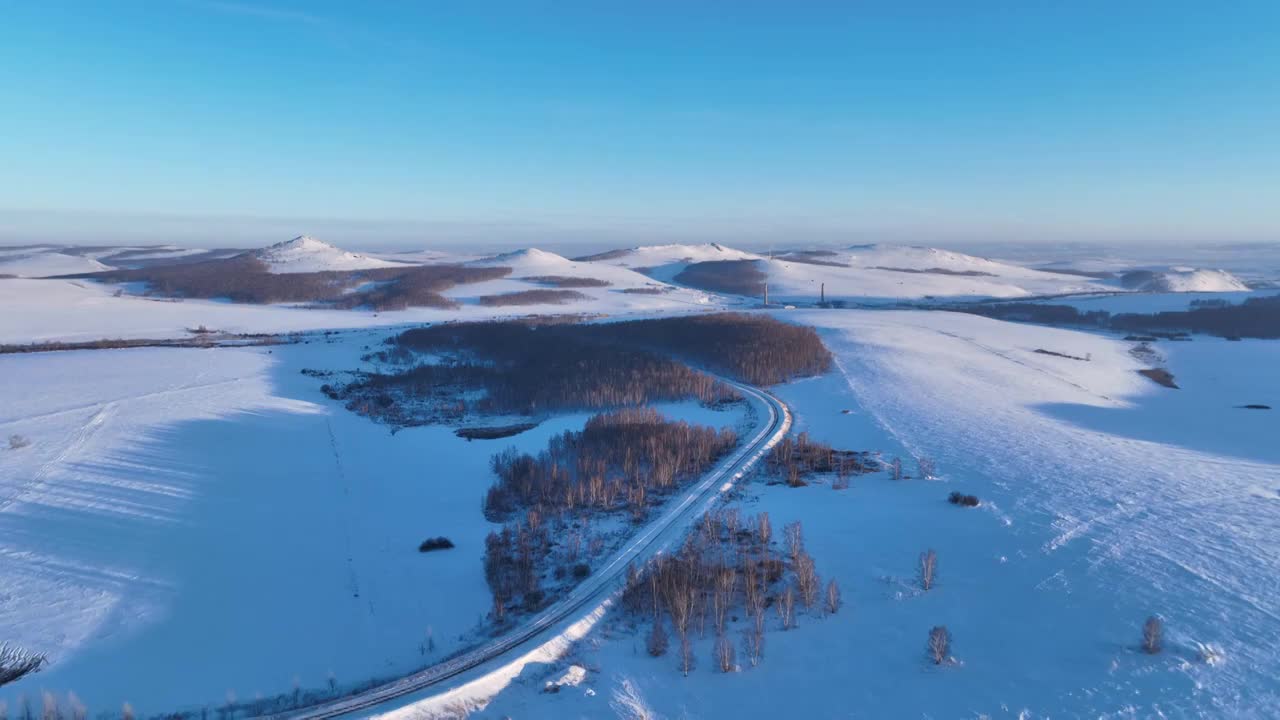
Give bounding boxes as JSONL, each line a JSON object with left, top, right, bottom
{"left": 249, "top": 236, "right": 411, "bottom": 274}
{"left": 1120, "top": 268, "right": 1250, "bottom": 293}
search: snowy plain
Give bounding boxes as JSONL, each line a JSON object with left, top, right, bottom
{"left": 2, "top": 238, "right": 1279, "bottom": 719}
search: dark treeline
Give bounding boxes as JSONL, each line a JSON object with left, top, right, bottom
{"left": 959, "top": 294, "right": 1280, "bottom": 339}
{"left": 766, "top": 432, "right": 878, "bottom": 487}
{"left": 477, "top": 289, "right": 588, "bottom": 306}
{"left": 348, "top": 321, "right": 737, "bottom": 421}
{"left": 344, "top": 314, "right": 830, "bottom": 424}
{"left": 593, "top": 313, "right": 833, "bottom": 386}
{"left": 485, "top": 408, "right": 737, "bottom": 521}
{"left": 522, "top": 275, "right": 612, "bottom": 288}
{"left": 72, "top": 255, "right": 509, "bottom": 310}
{"left": 673, "top": 260, "right": 766, "bottom": 296}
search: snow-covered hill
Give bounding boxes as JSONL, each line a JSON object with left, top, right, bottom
{"left": 1121, "top": 268, "right": 1250, "bottom": 292}
{"left": 752, "top": 244, "right": 1111, "bottom": 304}
{"left": 0, "top": 249, "right": 109, "bottom": 277}
{"left": 249, "top": 235, "right": 413, "bottom": 273}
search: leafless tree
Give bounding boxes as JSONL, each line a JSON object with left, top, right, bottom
{"left": 777, "top": 585, "right": 796, "bottom": 630}
{"left": 917, "top": 456, "right": 936, "bottom": 480}
{"left": 647, "top": 616, "right": 669, "bottom": 657}
{"left": 65, "top": 694, "right": 85, "bottom": 720}
{"left": 794, "top": 552, "right": 820, "bottom": 609}
{"left": 714, "top": 634, "right": 736, "bottom": 673}
{"left": 928, "top": 626, "right": 951, "bottom": 665}
{"left": 1142, "top": 616, "right": 1163, "bottom": 654}
{"left": 39, "top": 692, "right": 57, "bottom": 720}
{"left": 678, "top": 634, "right": 695, "bottom": 676}
{"left": 121, "top": 704, "right": 134, "bottom": 720}
{"left": 712, "top": 566, "right": 737, "bottom": 635}
{"left": 919, "top": 549, "right": 938, "bottom": 591}
{"left": 825, "top": 579, "right": 841, "bottom": 615}
{"left": 784, "top": 521, "right": 805, "bottom": 564}
{"left": 756, "top": 512, "right": 772, "bottom": 547}
{"left": 890, "top": 457, "right": 904, "bottom": 481}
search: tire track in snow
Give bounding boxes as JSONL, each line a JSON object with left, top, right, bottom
{"left": 0, "top": 403, "right": 116, "bottom": 514}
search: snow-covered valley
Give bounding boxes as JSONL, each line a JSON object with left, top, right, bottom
{"left": 2, "top": 240, "right": 1278, "bottom": 719}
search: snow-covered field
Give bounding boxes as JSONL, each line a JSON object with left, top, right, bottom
{"left": 473, "top": 311, "right": 1280, "bottom": 719}
{"left": 3, "top": 239, "right": 1279, "bottom": 719}
{"left": 0, "top": 330, "right": 746, "bottom": 714}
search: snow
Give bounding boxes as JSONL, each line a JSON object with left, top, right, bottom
{"left": 757, "top": 244, "right": 1113, "bottom": 304}
{"left": 250, "top": 236, "right": 414, "bottom": 273}
{"left": 0, "top": 277, "right": 726, "bottom": 345}
{"left": 5, "top": 240, "right": 1280, "bottom": 718}
{"left": 1121, "top": 268, "right": 1251, "bottom": 293}
{"left": 0, "top": 251, "right": 108, "bottom": 278}
{"left": 472, "top": 309, "right": 1280, "bottom": 719}
{"left": 0, "top": 333, "right": 747, "bottom": 715}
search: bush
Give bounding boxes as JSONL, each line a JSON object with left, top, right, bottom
{"left": 572, "top": 563, "right": 591, "bottom": 579}
{"left": 928, "top": 626, "right": 951, "bottom": 665}
{"left": 0, "top": 642, "right": 46, "bottom": 687}
{"left": 418, "top": 537, "right": 455, "bottom": 552}
{"left": 948, "top": 491, "right": 980, "bottom": 507}
{"left": 1142, "top": 616, "right": 1163, "bottom": 654}
{"left": 8, "top": 435, "right": 31, "bottom": 450}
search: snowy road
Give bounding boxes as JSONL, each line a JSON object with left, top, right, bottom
{"left": 264, "top": 380, "right": 790, "bottom": 720}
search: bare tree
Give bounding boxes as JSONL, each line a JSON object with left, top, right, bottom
{"left": 777, "top": 585, "right": 796, "bottom": 630}
{"left": 66, "top": 694, "right": 85, "bottom": 720}
{"left": 917, "top": 456, "right": 936, "bottom": 480}
{"left": 825, "top": 579, "right": 841, "bottom": 615}
{"left": 714, "top": 634, "right": 736, "bottom": 673}
{"left": 647, "top": 616, "right": 669, "bottom": 657}
{"left": 890, "top": 457, "right": 904, "bottom": 481}
{"left": 1142, "top": 616, "right": 1163, "bottom": 654}
{"left": 756, "top": 512, "right": 772, "bottom": 547}
{"left": 928, "top": 626, "right": 951, "bottom": 665}
{"left": 919, "top": 549, "right": 937, "bottom": 591}
{"left": 712, "top": 566, "right": 737, "bottom": 635}
{"left": 678, "top": 634, "right": 695, "bottom": 676}
{"left": 794, "top": 552, "right": 820, "bottom": 608}
{"left": 784, "top": 521, "right": 805, "bottom": 564}
{"left": 121, "top": 704, "right": 135, "bottom": 720}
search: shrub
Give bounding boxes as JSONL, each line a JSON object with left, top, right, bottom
{"left": 572, "top": 563, "right": 591, "bottom": 579}
{"left": 418, "top": 537, "right": 455, "bottom": 552}
{"left": 948, "top": 491, "right": 980, "bottom": 507}
{"left": 647, "top": 618, "right": 669, "bottom": 657}
{"left": 0, "top": 642, "right": 46, "bottom": 687}
{"left": 928, "top": 626, "right": 951, "bottom": 665}
{"left": 8, "top": 435, "right": 31, "bottom": 450}
{"left": 1142, "top": 616, "right": 1163, "bottom": 654}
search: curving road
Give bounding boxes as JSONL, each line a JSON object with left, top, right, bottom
{"left": 264, "top": 380, "right": 791, "bottom": 720}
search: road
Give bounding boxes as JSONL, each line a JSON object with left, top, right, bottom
{"left": 264, "top": 379, "right": 791, "bottom": 719}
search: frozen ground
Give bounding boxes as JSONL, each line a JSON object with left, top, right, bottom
{"left": 476, "top": 310, "right": 1280, "bottom": 719}
{"left": 0, "top": 329, "right": 744, "bottom": 714}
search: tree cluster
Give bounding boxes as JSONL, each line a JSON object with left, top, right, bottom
{"left": 765, "top": 432, "right": 876, "bottom": 487}
{"left": 484, "top": 408, "right": 737, "bottom": 521}
{"left": 522, "top": 275, "right": 612, "bottom": 288}
{"left": 959, "top": 295, "right": 1280, "bottom": 340}
{"left": 621, "top": 511, "right": 838, "bottom": 675}
{"left": 673, "top": 260, "right": 767, "bottom": 296}
{"left": 477, "top": 289, "right": 589, "bottom": 306}
{"left": 76, "top": 255, "right": 509, "bottom": 310}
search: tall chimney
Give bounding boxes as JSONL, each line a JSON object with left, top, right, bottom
{"left": 821, "top": 282, "right": 825, "bottom": 304}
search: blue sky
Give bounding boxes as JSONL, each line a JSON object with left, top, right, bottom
{"left": 2, "top": 1, "right": 1277, "bottom": 249}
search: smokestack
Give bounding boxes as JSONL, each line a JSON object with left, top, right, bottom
{"left": 820, "top": 283, "right": 825, "bottom": 304}
{"left": 763, "top": 283, "right": 769, "bottom": 306}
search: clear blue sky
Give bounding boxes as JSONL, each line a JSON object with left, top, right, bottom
{"left": 2, "top": 1, "right": 1277, "bottom": 249}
